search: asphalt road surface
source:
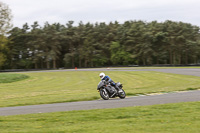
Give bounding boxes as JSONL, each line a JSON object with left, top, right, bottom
{"left": 20, "top": 67, "right": 200, "bottom": 77}
{"left": 0, "top": 68, "right": 200, "bottom": 116}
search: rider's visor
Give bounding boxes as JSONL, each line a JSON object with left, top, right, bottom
{"left": 100, "top": 75, "right": 103, "bottom": 78}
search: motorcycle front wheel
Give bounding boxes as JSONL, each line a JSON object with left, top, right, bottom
{"left": 118, "top": 89, "right": 126, "bottom": 99}
{"left": 100, "top": 89, "right": 109, "bottom": 100}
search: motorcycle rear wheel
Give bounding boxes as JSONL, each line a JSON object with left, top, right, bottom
{"left": 100, "top": 89, "right": 109, "bottom": 100}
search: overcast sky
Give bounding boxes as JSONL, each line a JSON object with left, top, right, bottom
{"left": 2, "top": 0, "right": 200, "bottom": 28}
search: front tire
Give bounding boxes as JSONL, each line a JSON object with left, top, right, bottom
{"left": 118, "top": 89, "right": 126, "bottom": 99}
{"left": 100, "top": 89, "right": 109, "bottom": 100}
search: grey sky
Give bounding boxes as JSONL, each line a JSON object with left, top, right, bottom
{"left": 2, "top": 0, "right": 200, "bottom": 28}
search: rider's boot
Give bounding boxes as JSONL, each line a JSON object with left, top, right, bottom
{"left": 115, "top": 84, "right": 120, "bottom": 91}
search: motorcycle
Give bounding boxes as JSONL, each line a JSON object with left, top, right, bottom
{"left": 97, "top": 80, "right": 126, "bottom": 100}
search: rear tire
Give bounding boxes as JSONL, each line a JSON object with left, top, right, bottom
{"left": 100, "top": 89, "right": 109, "bottom": 100}
{"left": 118, "top": 89, "right": 126, "bottom": 99}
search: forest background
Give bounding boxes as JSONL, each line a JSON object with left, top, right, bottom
{"left": 1, "top": 1, "right": 200, "bottom": 69}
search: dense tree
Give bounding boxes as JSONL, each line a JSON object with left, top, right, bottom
{"left": 0, "top": 2, "right": 12, "bottom": 68}
{"left": 110, "top": 41, "right": 131, "bottom": 65}
{"left": 0, "top": 35, "right": 8, "bottom": 67}
{"left": 0, "top": 1, "right": 12, "bottom": 35}
{"left": 63, "top": 21, "right": 78, "bottom": 68}
{"left": 7, "top": 26, "right": 30, "bottom": 68}
{"left": 2, "top": 20, "right": 200, "bottom": 69}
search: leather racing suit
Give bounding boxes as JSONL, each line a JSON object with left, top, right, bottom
{"left": 102, "top": 76, "right": 120, "bottom": 91}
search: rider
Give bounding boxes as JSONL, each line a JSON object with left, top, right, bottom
{"left": 99, "top": 72, "right": 120, "bottom": 91}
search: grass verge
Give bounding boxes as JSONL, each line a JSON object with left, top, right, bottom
{"left": 0, "top": 70, "right": 200, "bottom": 107}
{"left": 0, "top": 101, "right": 200, "bottom": 133}
{"left": 0, "top": 74, "right": 29, "bottom": 83}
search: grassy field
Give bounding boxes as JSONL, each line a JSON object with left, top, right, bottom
{"left": 0, "top": 74, "right": 29, "bottom": 83}
{"left": 0, "top": 70, "right": 200, "bottom": 107}
{"left": 0, "top": 101, "right": 199, "bottom": 133}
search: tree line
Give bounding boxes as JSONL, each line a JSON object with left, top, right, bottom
{"left": 0, "top": 1, "right": 12, "bottom": 68}
{"left": 1, "top": 20, "right": 200, "bottom": 69}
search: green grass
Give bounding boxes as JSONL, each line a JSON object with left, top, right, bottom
{"left": 0, "top": 102, "right": 200, "bottom": 133}
{"left": 0, "top": 73, "right": 29, "bottom": 83}
{"left": 0, "top": 70, "right": 200, "bottom": 107}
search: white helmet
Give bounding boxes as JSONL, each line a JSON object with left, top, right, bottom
{"left": 99, "top": 72, "right": 105, "bottom": 79}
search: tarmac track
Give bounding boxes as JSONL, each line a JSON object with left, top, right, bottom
{"left": 0, "top": 68, "right": 200, "bottom": 116}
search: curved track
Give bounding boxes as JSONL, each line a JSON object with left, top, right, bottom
{"left": 0, "top": 68, "right": 200, "bottom": 116}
